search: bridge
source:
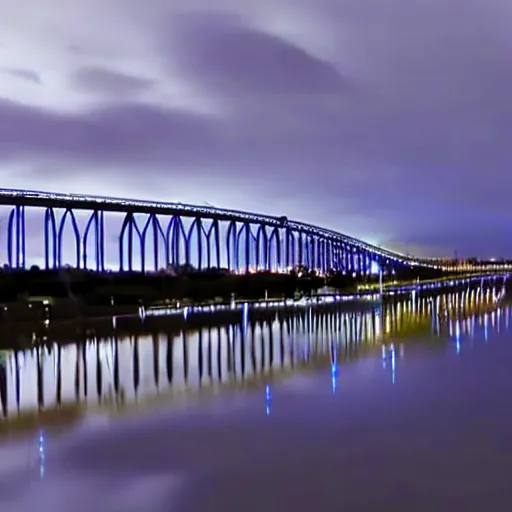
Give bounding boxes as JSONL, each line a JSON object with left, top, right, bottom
{"left": 0, "top": 188, "right": 509, "bottom": 274}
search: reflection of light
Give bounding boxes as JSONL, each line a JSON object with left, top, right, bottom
{"left": 385, "top": 314, "right": 391, "bottom": 334}
{"left": 390, "top": 343, "right": 396, "bottom": 384}
{"left": 183, "top": 307, "right": 189, "bottom": 320}
{"left": 375, "top": 311, "right": 381, "bottom": 338}
{"left": 331, "top": 364, "right": 338, "bottom": 393}
{"left": 242, "top": 303, "right": 249, "bottom": 333}
{"left": 381, "top": 345, "right": 386, "bottom": 369}
{"left": 38, "top": 430, "right": 45, "bottom": 479}
{"left": 53, "top": 349, "right": 58, "bottom": 378}
{"left": 265, "top": 385, "right": 271, "bottom": 416}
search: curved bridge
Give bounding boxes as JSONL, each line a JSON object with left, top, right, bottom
{"left": 0, "top": 188, "right": 460, "bottom": 273}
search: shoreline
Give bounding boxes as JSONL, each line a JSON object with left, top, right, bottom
{"left": 0, "top": 268, "right": 507, "bottom": 326}
{"left": 0, "top": 273, "right": 506, "bottom": 351}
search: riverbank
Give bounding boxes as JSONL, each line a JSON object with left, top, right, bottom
{"left": 0, "top": 267, "right": 508, "bottom": 324}
{"left": 0, "top": 273, "right": 505, "bottom": 338}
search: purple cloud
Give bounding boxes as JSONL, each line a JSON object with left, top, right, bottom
{"left": 3, "top": 68, "right": 41, "bottom": 84}
{"left": 166, "top": 13, "right": 345, "bottom": 97}
{"left": 70, "top": 67, "right": 154, "bottom": 97}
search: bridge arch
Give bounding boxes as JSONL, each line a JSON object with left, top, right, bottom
{"left": 226, "top": 220, "right": 237, "bottom": 272}
{"left": 82, "top": 210, "right": 105, "bottom": 271}
{"left": 255, "top": 224, "right": 269, "bottom": 271}
{"left": 236, "top": 223, "right": 256, "bottom": 272}
{"left": 57, "top": 209, "right": 81, "bottom": 268}
{"left": 268, "top": 227, "right": 282, "bottom": 271}
{"left": 44, "top": 207, "right": 57, "bottom": 269}
{"left": 166, "top": 216, "right": 188, "bottom": 269}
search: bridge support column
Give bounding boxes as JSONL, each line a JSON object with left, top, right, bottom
{"left": 98, "top": 211, "right": 105, "bottom": 272}
{"left": 342, "top": 246, "right": 348, "bottom": 274}
{"left": 7, "top": 206, "right": 26, "bottom": 269}
{"left": 255, "top": 224, "right": 269, "bottom": 271}
{"left": 57, "top": 209, "right": 81, "bottom": 269}
{"left": 285, "top": 228, "right": 292, "bottom": 270}
{"left": 310, "top": 236, "right": 316, "bottom": 272}
{"left": 331, "top": 242, "right": 341, "bottom": 272}
{"left": 324, "top": 240, "right": 331, "bottom": 272}
{"left": 235, "top": 224, "right": 242, "bottom": 271}
{"left": 119, "top": 212, "right": 136, "bottom": 272}
{"left": 317, "top": 239, "right": 325, "bottom": 274}
{"left": 212, "top": 219, "right": 221, "bottom": 269}
{"left": 194, "top": 217, "right": 203, "bottom": 271}
{"left": 226, "top": 221, "right": 236, "bottom": 272}
{"left": 297, "top": 232, "right": 304, "bottom": 268}
{"left": 83, "top": 210, "right": 103, "bottom": 271}
{"left": 153, "top": 214, "right": 167, "bottom": 271}
{"left": 303, "top": 235, "right": 309, "bottom": 269}
{"left": 244, "top": 222, "right": 251, "bottom": 272}
{"left": 43, "top": 207, "right": 57, "bottom": 270}
{"left": 359, "top": 250, "right": 369, "bottom": 275}
{"left": 268, "top": 227, "right": 280, "bottom": 271}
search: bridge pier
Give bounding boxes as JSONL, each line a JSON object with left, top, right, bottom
{"left": 44, "top": 207, "right": 57, "bottom": 270}
{"left": 7, "top": 205, "right": 26, "bottom": 269}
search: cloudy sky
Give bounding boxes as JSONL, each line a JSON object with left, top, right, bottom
{"left": 0, "top": 0, "right": 511, "bottom": 258}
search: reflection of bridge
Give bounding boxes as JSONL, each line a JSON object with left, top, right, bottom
{"left": 0, "top": 188, "right": 464, "bottom": 273}
{"left": 0, "top": 284, "right": 504, "bottom": 422}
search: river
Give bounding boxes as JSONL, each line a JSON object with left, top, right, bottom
{"left": 0, "top": 282, "right": 510, "bottom": 510}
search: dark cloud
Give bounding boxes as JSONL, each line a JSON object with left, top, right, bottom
{"left": 0, "top": 98, "right": 221, "bottom": 169}
{"left": 70, "top": 67, "right": 154, "bottom": 97}
{"left": 3, "top": 68, "right": 41, "bottom": 84}
{"left": 167, "top": 13, "right": 344, "bottom": 97}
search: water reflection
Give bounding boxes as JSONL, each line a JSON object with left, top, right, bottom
{"left": 0, "top": 284, "right": 505, "bottom": 422}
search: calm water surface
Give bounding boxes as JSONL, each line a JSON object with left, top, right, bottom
{"left": 0, "top": 285, "right": 511, "bottom": 511}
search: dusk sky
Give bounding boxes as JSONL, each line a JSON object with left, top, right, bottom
{"left": 1, "top": 0, "right": 511, "bottom": 258}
